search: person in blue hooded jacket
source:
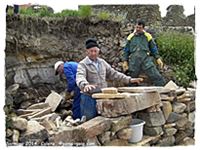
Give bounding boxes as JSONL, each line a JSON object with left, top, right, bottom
{"left": 54, "top": 61, "right": 81, "bottom": 120}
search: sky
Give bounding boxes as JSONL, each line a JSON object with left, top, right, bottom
{"left": 4, "top": 0, "right": 195, "bottom": 17}
{"left": 0, "top": 0, "right": 200, "bottom": 150}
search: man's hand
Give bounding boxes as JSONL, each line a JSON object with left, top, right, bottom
{"left": 122, "top": 61, "right": 129, "bottom": 72}
{"left": 83, "top": 85, "right": 96, "bottom": 92}
{"left": 65, "top": 91, "right": 74, "bottom": 100}
{"left": 156, "top": 58, "right": 164, "bottom": 69}
{"left": 130, "top": 78, "right": 144, "bottom": 84}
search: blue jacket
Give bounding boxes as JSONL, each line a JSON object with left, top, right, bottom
{"left": 63, "top": 61, "right": 78, "bottom": 92}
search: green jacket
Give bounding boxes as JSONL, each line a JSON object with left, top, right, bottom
{"left": 123, "top": 31, "right": 160, "bottom": 61}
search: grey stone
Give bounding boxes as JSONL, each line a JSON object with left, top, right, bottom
{"left": 6, "top": 128, "right": 13, "bottom": 138}
{"left": 175, "top": 116, "right": 188, "bottom": 129}
{"left": 164, "top": 127, "right": 177, "bottom": 136}
{"left": 180, "top": 137, "right": 195, "bottom": 145}
{"left": 167, "top": 112, "right": 183, "bottom": 123}
{"left": 184, "top": 101, "right": 195, "bottom": 113}
{"left": 188, "top": 111, "right": 195, "bottom": 123}
{"left": 175, "top": 130, "right": 188, "bottom": 144}
{"left": 156, "top": 136, "right": 175, "bottom": 146}
{"left": 144, "top": 126, "right": 163, "bottom": 136}
{"left": 20, "top": 120, "right": 49, "bottom": 144}
{"left": 97, "top": 131, "right": 112, "bottom": 145}
{"left": 137, "top": 111, "right": 166, "bottom": 127}
{"left": 172, "top": 102, "right": 186, "bottom": 113}
{"left": 12, "top": 117, "right": 28, "bottom": 131}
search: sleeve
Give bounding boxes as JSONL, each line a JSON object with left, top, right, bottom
{"left": 104, "top": 60, "right": 131, "bottom": 84}
{"left": 76, "top": 63, "right": 89, "bottom": 91}
{"left": 148, "top": 39, "right": 160, "bottom": 59}
{"left": 122, "top": 40, "right": 131, "bottom": 61}
{"left": 64, "top": 64, "right": 76, "bottom": 92}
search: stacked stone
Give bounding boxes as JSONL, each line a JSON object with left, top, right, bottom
{"left": 117, "top": 84, "right": 195, "bottom": 146}
{"left": 158, "top": 82, "right": 195, "bottom": 146}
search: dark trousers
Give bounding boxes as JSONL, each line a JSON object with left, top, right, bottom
{"left": 80, "top": 94, "right": 97, "bottom": 121}
{"left": 72, "top": 86, "right": 81, "bottom": 120}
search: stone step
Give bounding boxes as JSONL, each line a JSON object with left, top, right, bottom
{"left": 92, "top": 93, "right": 128, "bottom": 99}
{"left": 96, "top": 91, "right": 161, "bottom": 117}
{"left": 117, "top": 86, "right": 166, "bottom": 93}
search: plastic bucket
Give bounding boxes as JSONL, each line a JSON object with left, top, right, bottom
{"left": 129, "top": 119, "right": 145, "bottom": 143}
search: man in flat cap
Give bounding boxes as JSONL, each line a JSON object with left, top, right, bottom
{"left": 76, "top": 38, "right": 143, "bottom": 120}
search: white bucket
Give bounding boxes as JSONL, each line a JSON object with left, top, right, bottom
{"left": 129, "top": 119, "right": 145, "bottom": 143}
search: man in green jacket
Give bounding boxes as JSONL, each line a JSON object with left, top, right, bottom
{"left": 122, "top": 19, "right": 166, "bottom": 86}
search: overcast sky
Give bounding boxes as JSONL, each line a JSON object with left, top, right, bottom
{"left": 4, "top": 0, "right": 195, "bottom": 17}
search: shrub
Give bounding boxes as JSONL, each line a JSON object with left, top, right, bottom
{"left": 59, "top": 9, "right": 79, "bottom": 17}
{"left": 97, "top": 11, "right": 110, "bottom": 20}
{"left": 156, "top": 31, "right": 196, "bottom": 87}
{"left": 78, "top": 5, "right": 92, "bottom": 18}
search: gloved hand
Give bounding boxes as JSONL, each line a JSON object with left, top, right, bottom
{"left": 156, "top": 58, "right": 164, "bottom": 69}
{"left": 122, "top": 61, "right": 129, "bottom": 72}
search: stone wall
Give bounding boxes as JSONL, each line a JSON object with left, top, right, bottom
{"left": 6, "top": 16, "right": 122, "bottom": 89}
{"left": 91, "top": 5, "right": 162, "bottom": 25}
{"left": 6, "top": 86, "right": 195, "bottom": 146}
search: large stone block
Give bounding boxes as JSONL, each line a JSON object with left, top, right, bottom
{"left": 137, "top": 111, "right": 166, "bottom": 127}
{"left": 49, "top": 127, "right": 86, "bottom": 145}
{"left": 20, "top": 120, "right": 49, "bottom": 144}
{"left": 96, "top": 91, "right": 161, "bottom": 117}
{"left": 172, "top": 102, "right": 186, "bottom": 113}
{"left": 78, "top": 116, "right": 112, "bottom": 138}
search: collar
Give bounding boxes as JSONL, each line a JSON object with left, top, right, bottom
{"left": 85, "top": 56, "right": 100, "bottom": 65}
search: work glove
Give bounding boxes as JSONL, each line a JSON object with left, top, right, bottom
{"left": 156, "top": 58, "right": 164, "bottom": 69}
{"left": 122, "top": 61, "right": 129, "bottom": 72}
